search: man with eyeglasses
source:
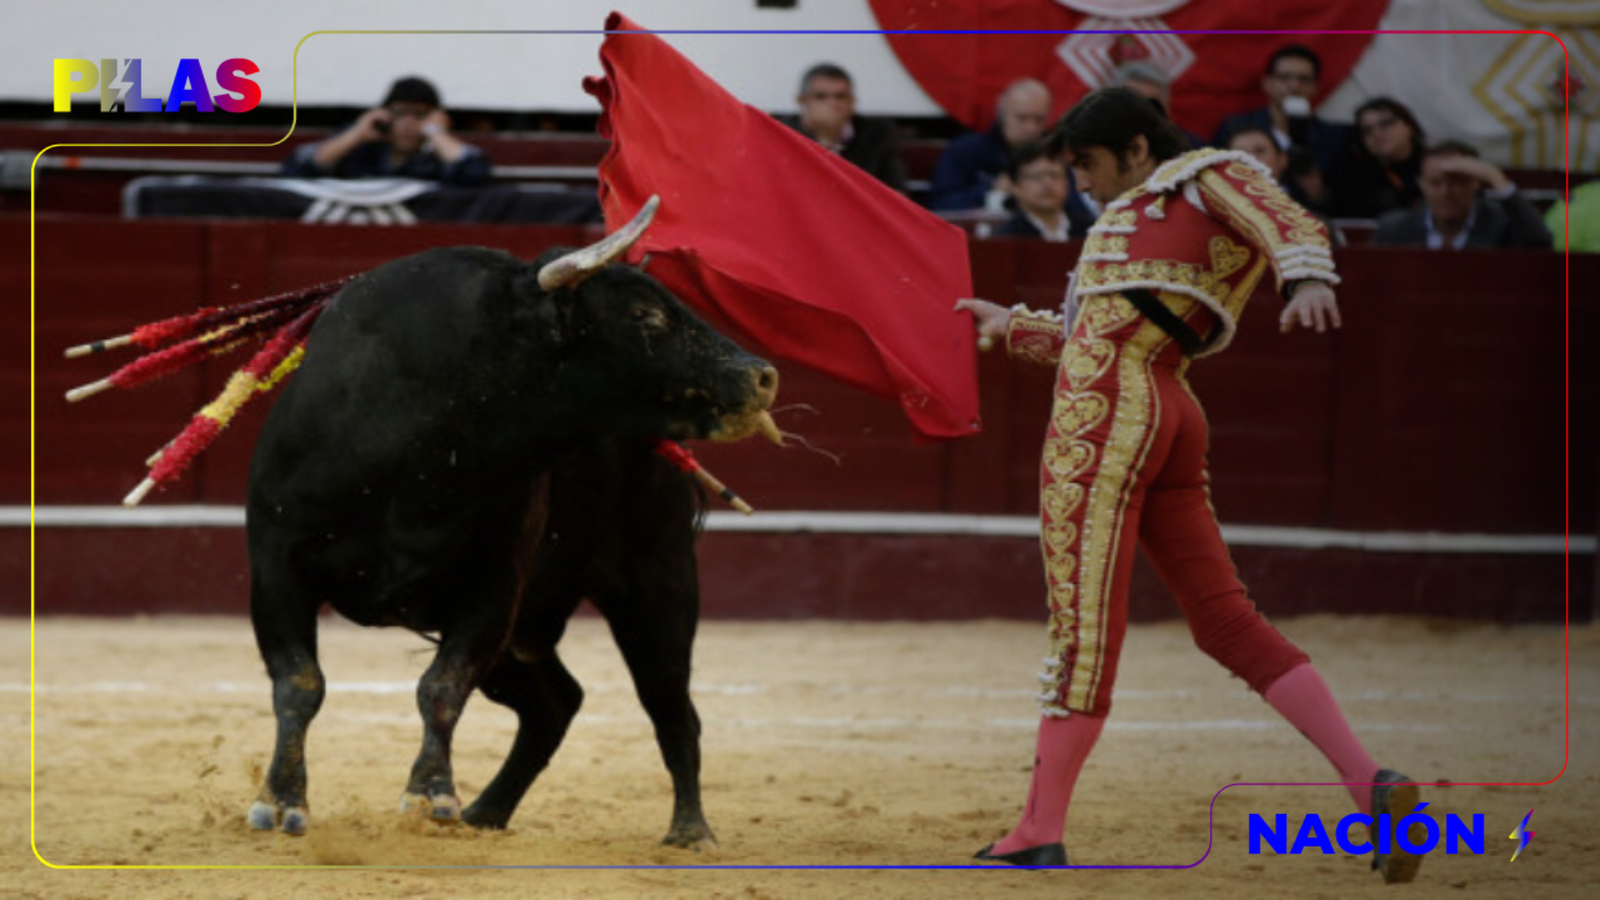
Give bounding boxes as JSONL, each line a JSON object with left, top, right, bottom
{"left": 929, "top": 78, "right": 1098, "bottom": 241}
{"left": 988, "top": 142, "right": 1084, "bottom": 242}
{"left": 281, "top": 76, "right": 491, "bottom": 186}
{"left": 784, "top": 63, "right": 907, "bottom": 192}
{"left": 1210, "top": 45, "right": 1354, "bottom": 182}
{"left": 930, "top": 78, "right": 1053, "bottom": 212}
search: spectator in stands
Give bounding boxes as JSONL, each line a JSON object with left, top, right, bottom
{"left": 1372, "top": 141, "right": 1552, "bottom": 249}
{"left": 280, "top": 76, "right": 491, "bottom": 186}
{"left": 1544, "top": 180, "right": 1600, "bottom": 253}
{"left": 784, "top": 63, "right": 907, "bottom": 192}
{"left": 1112, "top": 61, "right": 1203, "bottom": 148}
{"left": 1211, "top": 45, "right": 1353, "bottom": 182}
{"left": 929, "top": 78, "right": 1053, "bottom": 211}
{"left": 987, "top": 142, "right": 1084, "bottom": 241}
{"left": 1329, "top": 97, "right": 1426, "bottom": 219}
{"left": 1226, "top": 125, "right": 1343, "bottom": 245}
{"left": 929, "top": 78, "right": 1097, "bottom": 234}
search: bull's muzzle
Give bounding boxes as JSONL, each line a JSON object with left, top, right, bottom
{"left": 707, "top": 363, "right": 781, "bottom": 444}
{"left": 751, "top": 365, "right": 779, "bottom": 410}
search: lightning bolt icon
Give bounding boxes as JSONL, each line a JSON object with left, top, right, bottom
{"left": 102, "top": 59, "right": 135, "bottom": 112}
{"left": 1509, "top": 809, "right": 1535, "bottom": 862}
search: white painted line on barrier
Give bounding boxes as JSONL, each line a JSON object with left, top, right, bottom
{"left": 14, "top": 505, "right": 247, "bottom": 527}
{"left": 6, "top": 506, "right": 1591, "bottom": 555}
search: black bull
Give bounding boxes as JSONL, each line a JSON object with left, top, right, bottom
{"left": 243, "top": 204, "right": 777, "bottom": 848}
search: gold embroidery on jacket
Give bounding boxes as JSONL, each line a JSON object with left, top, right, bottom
{"left": 1201, "top": 167, "right": 1328, "bottom": 258}
{"left": 1083, "top": 233, "right": 1130, "bottom": 256}
{"left": 1078, "top": 293, "right": 1142, "bottom": 335}
{"left": 1097, "top": 208, "right": 1139, "bottom": 230}
{"left": 1078, "top": 258, "right": 1231, "bottom": 307}
{"left": 1007, "top": 313, "right": 1065, "bottom": 366}
{"left": 1209, "top": 236, "right": 1250, "bottom": 279}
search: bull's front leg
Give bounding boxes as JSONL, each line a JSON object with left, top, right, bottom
{"left": 402, "top": 585, "right": 514, "bottom": 823}
{"left": 606, "top": 598, "right": 717, "bottom": 850}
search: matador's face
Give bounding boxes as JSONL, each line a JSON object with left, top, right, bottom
{"left": 1069, "top": 141, "right": 1154, "bottom": 206}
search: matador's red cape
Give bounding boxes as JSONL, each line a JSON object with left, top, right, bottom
{"left": 582, "top": 12, "right": 980, "bottom": 442}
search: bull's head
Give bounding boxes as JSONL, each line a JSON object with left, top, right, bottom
{"left": 528, "top": 197, "right": 779, "bottom": 444}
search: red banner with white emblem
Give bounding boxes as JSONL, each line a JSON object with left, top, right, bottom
{"left": 868, "top": 0, "right": 1389, "bottom": 140}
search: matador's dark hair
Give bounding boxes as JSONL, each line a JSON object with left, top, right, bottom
{"left": 1046, "top": 87, "right": 1191, "bottom": 165}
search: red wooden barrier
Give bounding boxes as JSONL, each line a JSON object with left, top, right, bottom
{"left": 4, "top": 215, "right": 1591, "bottom": 620}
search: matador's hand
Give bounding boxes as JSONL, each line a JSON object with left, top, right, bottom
{"left": 1280, "top": 282, "right": 1342, "bottom": 334}
{"left": 955, "top": 298, "right": 1011, "bottom": 351}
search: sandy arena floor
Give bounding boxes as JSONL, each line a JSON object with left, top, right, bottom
{"left": 1, "top": 614, "right": 1594, "bottom": 899}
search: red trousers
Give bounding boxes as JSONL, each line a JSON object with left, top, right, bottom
{"left": 1037, "top": 291, "right": 1308, "bottom": 716}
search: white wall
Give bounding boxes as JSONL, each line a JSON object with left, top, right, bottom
{"left": 10, "top": 1, "right": 1589, "bottom": 169}
{"left": 5, "top": 0, "right": 941, "bottom": 115}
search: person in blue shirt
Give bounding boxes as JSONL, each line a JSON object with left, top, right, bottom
{"left": 930, "top": 79, "right": 1052, "bottom": 211}
{"left": 1211, "top": 45, "right": 1353, "bottom": 183}
{"left": 929, "top": 78, "right": 1096, "bottom": 232}
{"left": 281, "top": 76, "right": 492, "bottom": 187}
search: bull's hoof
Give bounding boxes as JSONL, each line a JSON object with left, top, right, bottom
{"left": 661, "top": 824, "right": 718, "bottom": 851}
{"left": 247, "top": 801, "right": 310, "bottom": 836}
{"left": 400, "top": 791, "right": 462, "bottom": 824}
{"left": 281, "top": 807, "right": 310, "bottom": 836}
{"left": 461, "top": 802, "right": 512, "bottom": 830}
{"left": 246, "top": 801, "right": 277, "bottom": 831}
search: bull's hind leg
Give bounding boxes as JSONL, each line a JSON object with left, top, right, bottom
{"left": 248, "top": 570, "right": 325, "bottom": 836}
{"left": 605, "top": 599, "right": 716, "bottom": 849}
{"left": 460, "top": 649, "right": 584, "bottom": 829}
{"left": 401, "top": 592, "right": 513, "bottom": 824}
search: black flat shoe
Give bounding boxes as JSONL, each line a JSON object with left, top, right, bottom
{"left": 974, "top": 841, "right": 1068, "bottom": 867}
{"left": 1369, "top": 768, "right": 1423, "bottom": 884}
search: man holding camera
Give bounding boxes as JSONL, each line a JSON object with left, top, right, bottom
{"left": 281, "top": 76, "right": 491, "bottom": 186}
{"left": 1211, "top": 45, "right": 1352, "bottom": 200}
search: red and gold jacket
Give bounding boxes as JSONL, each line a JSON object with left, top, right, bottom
{"left": 1006, "top": 148, "right": 1338, "bottom": 365}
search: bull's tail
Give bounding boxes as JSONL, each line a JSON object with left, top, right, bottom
{"left": 63, "top": 277, "right": 354, "bottom": 507}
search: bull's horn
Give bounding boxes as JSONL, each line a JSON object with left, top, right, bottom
{"left": 537, "top": 195, "right": 660, "bottom": 292}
